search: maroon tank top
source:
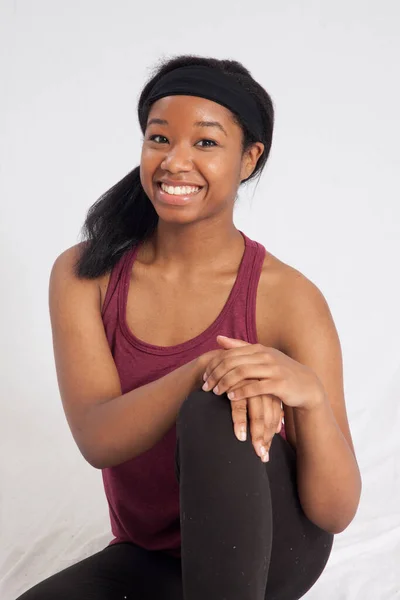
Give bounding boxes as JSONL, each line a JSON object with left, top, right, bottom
{"left": 101, "top": 230, "right": 286, "bottom": 557}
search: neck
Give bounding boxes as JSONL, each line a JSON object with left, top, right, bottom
{"left": 140, "top": 221, "right": 245, "bottom": 278}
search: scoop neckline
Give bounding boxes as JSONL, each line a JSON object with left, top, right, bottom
{"left": 118, "top": 230, "right": 250, "bottom": 355}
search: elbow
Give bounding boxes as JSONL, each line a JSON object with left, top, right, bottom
{"left": 81, "top": 443, "right": 118, "bottom": 469}
{"left": 78, "top": 445, "right": 105, "bottom": 469}
{"left": 79, "top": 441, "right": 142, "bottom": 469}
{"left": 306, "top": 510, "right": 357, "bottom": 535}
{"left": 87, "top": 455, "right": 105, "bottom": 470}
{"left": 321, "top": 511, "right": 358, "bottom": 535}
{"left": 306, "top": 496, "right": 362, "bottom": 535}
{"left": 302, "top": 472, "right": 362, "bottom": 535}
{"left": 73, "top": 430, "right": 110, "bottom": 469}
{"left": 322, "top": 518, "right": 353, "bottom": 535}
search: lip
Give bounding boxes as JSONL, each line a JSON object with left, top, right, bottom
{"left": 155, "top": 181, "right": 204, "bottom": 206}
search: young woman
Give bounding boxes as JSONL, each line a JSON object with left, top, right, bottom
{"left": 17, "top": 54, "right": 362, "bottom": 600}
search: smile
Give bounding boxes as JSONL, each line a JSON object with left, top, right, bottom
{"left": 155, "top": 182, "right": 205, "bottom": 205}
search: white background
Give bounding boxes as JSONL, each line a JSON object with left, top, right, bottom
{"left": 1, "top": 1, "right": 399, "bottom": 598}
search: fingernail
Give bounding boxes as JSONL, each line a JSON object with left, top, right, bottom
{"left": 202, "top": 381, "right": 209, "bottom": 391}
{"left": 238, "top": 428, "right": 246, "bottom": 442}
{"left": 262, "top": 451, "right": 270, "bottom": 463}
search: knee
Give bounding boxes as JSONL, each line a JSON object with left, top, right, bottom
{"left": 177, "top": 388, "right": 232, "bottom": 444}
{"left": 176, "top": 388, "right": 264, "bottom": 475}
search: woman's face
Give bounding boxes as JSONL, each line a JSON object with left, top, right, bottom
{"left": 140, "top": 95, "right": 264, "bottom": 223}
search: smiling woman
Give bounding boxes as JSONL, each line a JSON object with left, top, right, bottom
{"left": 18, "top": 54, "right": 361, "bottom": 600}
{"left": 140, "top": 92, "right": 265, "bottom": 215}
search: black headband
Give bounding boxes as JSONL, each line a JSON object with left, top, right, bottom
{"left": 143, "top": 65, "right": 264, "bottom": 141}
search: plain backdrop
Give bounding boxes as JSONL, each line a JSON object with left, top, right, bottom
{"left": 1, "top": 1, "right": 399, "bottom": 598}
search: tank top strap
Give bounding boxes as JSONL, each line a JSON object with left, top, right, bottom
{"left": 232, "top": 231, "right": 266, "bottom": 344}
{"left": 101, "top": 244, "right": 140, "bottom": 319}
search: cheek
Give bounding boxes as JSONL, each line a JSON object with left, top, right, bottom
{"left": 140, "top": 150, "right": 159, "bottom": 189}
{"left": 207, "top": 154, "right": 236, "bottom": 180}
{"left": 206, "top": 155, "right": 242, "bottom": 193}
{"left": 140, "top": 146, "right": 157, "bottom": 170}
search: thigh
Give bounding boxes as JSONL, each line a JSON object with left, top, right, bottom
{"left": 16, "top": 542, "right": 183, "bottom": 600}
{"left": 265, "top": 434, "right": 334, "bottom": 600}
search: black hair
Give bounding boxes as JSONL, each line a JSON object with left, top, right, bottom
{"left": 74, "top": 54, "right": 275, "bottom": 279}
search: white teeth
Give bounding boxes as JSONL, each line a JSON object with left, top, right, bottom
{"left": 160, "top": 183, "right": 200, "bottom": 195}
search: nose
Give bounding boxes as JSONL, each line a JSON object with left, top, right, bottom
{"left": 160, "top": 143, "right": 193, "bottom": 172}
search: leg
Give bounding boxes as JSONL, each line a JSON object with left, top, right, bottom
{"left": 264, "top": 434, "right": 334, "bottom": 600}
{"left": 15, "top": 541, "right": 183, "bottom": 600}
{"left": 176, "top": 389, "right": 334, "bottom": 600}
{"left": 176, "top": 389, "right": 273, "bottom": 600}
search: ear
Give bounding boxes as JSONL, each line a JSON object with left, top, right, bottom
{"left": 216, "top": 335, "right": 251, "bottom": 348}
{"left": 240, "top": 142, "right": 265, "bottom": 181}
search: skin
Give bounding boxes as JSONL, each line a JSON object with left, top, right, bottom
{"left": 137, "top": 94, "right": 362, "bottom": 534}
{"left": 139, "top": 94, "right": 264, "bottom": 277}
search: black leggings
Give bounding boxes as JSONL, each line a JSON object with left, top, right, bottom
{"left": 16, "top": 389, "right": 334, "bottom": 600}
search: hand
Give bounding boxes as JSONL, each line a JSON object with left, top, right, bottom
{"left": 201, "top": 335, "right": 325, "bottom": 458}
{"left": 194, "top": 348, "right": 226, "bottom": 391}
{"left": 224, "top": 375, "right": 284, "bottom": 462}
{"left": 198, "top": 345, "right": 283, "bottom": 462}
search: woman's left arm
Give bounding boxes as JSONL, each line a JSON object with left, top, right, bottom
{"left": 281, "top": 273, "right": 362, "bottom": 534}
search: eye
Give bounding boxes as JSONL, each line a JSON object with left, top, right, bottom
{"left": 197, "top": 139, "right": 218, "bottom": 148}
{"left": 147, "top": 135, "right": 218, "bottom": 148}
{"left": 148, "top": 134, "right": 168, "bottom": 144}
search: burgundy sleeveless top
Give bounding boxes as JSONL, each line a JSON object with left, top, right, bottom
{"left": 101, "top": 230, "right": 286, "bottom": 557}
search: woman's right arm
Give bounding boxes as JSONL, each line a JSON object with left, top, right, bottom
{"left": 49, "top": 245, "right": 215, "bottom": 469}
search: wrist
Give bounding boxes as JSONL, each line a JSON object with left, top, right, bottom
{"left": 187, "top": 355, "right": 208, "bottom": 394}
{"left": 297, "top": 385, "right": 328, "bottom": 414}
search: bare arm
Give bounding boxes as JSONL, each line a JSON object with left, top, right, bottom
{"left": 293, "top": 396, "right": 361, "bottom": 534}
{"left": 49, "top": 245, "right": 213, "bottom": 469}
{"left": 281, "top": 272, "right": 362, "bottom": 534}
{"left": 82, "top": 358, "right": 204, "bottom": 468}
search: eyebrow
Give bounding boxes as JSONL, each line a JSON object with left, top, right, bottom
{"left": 146, "top": 118, "right": 228, "bottom": 137}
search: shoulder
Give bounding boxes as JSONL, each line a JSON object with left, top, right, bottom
{"left": 49, "top": 241, "right": 101, "bottom": 306}
{"left": 257, "top": 251, "right": 318, "bottom": 350}
{"left": 259, "top": 250, "right": 338, "bottom": 360}
{"left": 259, "top": 250, "right": 330, "bottom": 324}
{"left": 51, "top": 241, "right": 88, "bottom": 272}
{"left": 276, "top": 261, "right": 337, "bottom": 351}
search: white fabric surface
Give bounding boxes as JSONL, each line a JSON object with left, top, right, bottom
{"left": 1, "top": 375, "right": 400, "bottom": 599}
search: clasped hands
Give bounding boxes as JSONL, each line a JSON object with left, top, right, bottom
{"left": 201, "top": 335, "right": 325, "bottom": 462}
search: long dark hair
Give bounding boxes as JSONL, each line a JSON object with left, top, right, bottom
{"left": 74, "top": 54, "right": 275, "bottom": 279}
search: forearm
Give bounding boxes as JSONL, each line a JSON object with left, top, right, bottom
{"left": 81, "top": 357, "right": 203, "bottom": 469}
{"left": 293, "top": 394, "right": 362, "bottom": 534}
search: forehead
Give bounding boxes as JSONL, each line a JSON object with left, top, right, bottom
{"left": 147, "top": 95, "right": 236, "bottom": 129}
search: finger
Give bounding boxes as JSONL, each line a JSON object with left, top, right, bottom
{"left": 204, "top": 360, "right": 270, "bottom": 394}
{"left": 227, "top": 378, "right": 261, "bottom": 442}
{"left": 230, "top": 398, "right": 248, "bottom": 442}
{"left": 204, "top": 344, "right": 273, "bottom": 376}
{"left": 216, "top": 335, "right": 251, "bottom": 348}
{"left": 226, "top": 378, "right": 270, "bottom": 402}
{"left": 261, "top": 395, "right": 281, "bottom": 450}
{"left": 276, "top": 407, "right": 284, "bottom": 434}
{"left": 204, "top": 350, "right": 265, "bottom": 379}
{"left": 268, "top": 395, "right": 284, "bottom": 433}
{"left": 224, "top": 374, "right": 281, "bottom": 402}
{"left": 247, "top": 395, "right": 269, "bottom": 461}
